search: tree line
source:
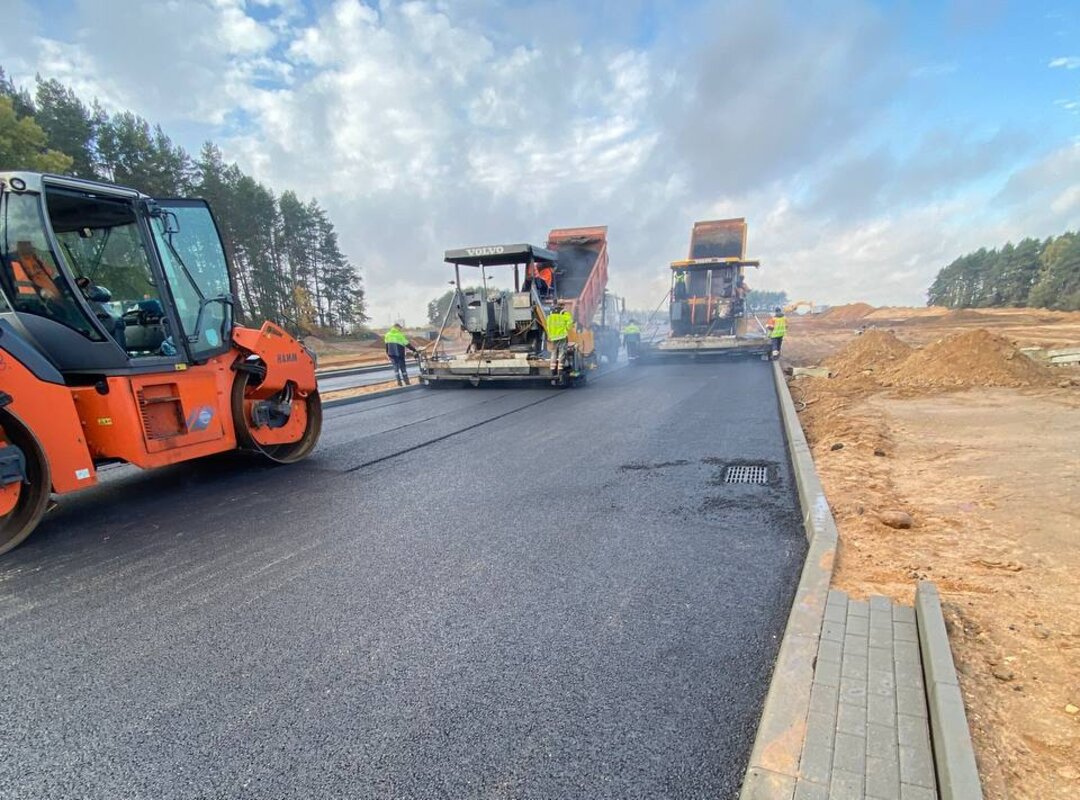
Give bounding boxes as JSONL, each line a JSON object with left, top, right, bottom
{"left": 928, "top": 232, "right": 1080, "bottom": 311}
{"left": 0, "top": 68, "right": 367, "bottom": 335}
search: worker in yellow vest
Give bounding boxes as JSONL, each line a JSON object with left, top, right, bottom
{"left": 673, "top": 270, "right": 688, "bottom": 300}
{"left": 546, "top": 304, "right": 574, "bottom": 374}
{"left": 621, "top": 319, "right": 641, "bottom": 361}
{"left": 766, "top": 307, "right": 787, "bottom": 360}
{"left": 384, "top": 323, "right": 419, "bottom": 385}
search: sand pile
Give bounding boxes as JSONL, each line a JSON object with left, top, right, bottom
{"left": 825, "top": 329, "right": 913, "bottom": 379}
{"left": 883, "top": 329, "right": 1051, "bottom": 389}
{"left": 301, "top": 335, "right": 335, "bottom": 354}
{"left": 862, "top": 306, "right": 950, "bottom": 322}
{"left": 821, "top": 302, "right": 875, "bottom": 322}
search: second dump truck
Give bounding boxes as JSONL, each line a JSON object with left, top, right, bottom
{"left": 419, "top": 226, "right": 614, "bottom": 386}
{"left": 641, "top": 218, "right": 770, "bottom": 360}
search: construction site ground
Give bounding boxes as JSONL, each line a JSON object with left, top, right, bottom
{"left": 306, "top": 330, "right": 464, "bottom": 372}
{"left": 1, "top": 362, "right": 804, "bottom": 799}
{"left": 781, "top": 305, "right": 1080, "bottom": 799}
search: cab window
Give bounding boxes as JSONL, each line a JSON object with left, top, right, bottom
{"left": 0, "top": 191, "right": 103, "bottom": 341}
{"left": 46, "top": 187, "right": 172, "bottom": 358}
{"left": 149, "top": 200, "right": 232, "bottom": 360}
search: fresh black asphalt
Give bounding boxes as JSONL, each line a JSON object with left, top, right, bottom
{"left": 0, "top": 361, "right": 806, "bottom": 799}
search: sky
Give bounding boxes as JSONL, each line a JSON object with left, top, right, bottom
{"left": 2, "top": 0, "right": 1079, "bottom": 324}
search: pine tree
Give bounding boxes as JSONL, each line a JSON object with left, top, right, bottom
{"left": 34, "top": 77, "right": 98, "bottom": 178}
{"left": 0, "top": 68, "right": 35, "bottom": 117}
{"left": 0, "top": 65, "right": 369, "bottom": 329}
{"left": 1029, "top": 233, "right": 1080, "bottom": 311}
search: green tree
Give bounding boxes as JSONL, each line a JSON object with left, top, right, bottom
{"left": 928, "top": 249, "right": 991, "bottom": 308}
{"left": 1029, "top": 233, "right": 1080, "bottom": 311}
{"left": 0, "top": 96, "right": 72, "bottom": 172}
{"left": 0, "top": 68, "right": 35, "bottom": 117}
{"left": 34, "top": 77, "right": 98, "bottom": 178}
{"left": 0, "top": 66, "right": 368, "bottom": 330}
{"left": 746, "top": 289, "right": 789, "bottom": 311}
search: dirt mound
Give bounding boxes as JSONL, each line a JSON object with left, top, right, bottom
{"left": 883, "top": 329, "right": 1052, "bottom": 389}
{"left": 862, "top": 306, "right": 950, "bottom": 322}
{"left": 825, "top": 329, "right": 913, "bottom": 379}
{"left": 302, "top": 335, "right": 331, "bottom": 354}
{"left": 821, "top": 302, "right": 875, "bottom": 322}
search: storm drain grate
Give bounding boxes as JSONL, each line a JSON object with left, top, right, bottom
{"left": 724, "top": 465, "right": 769, "bottom": 485}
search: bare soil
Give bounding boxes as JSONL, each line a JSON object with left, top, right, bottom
{"left": 784, "top": 306, "right": 1080, "bottom": 799}
{"left": 305, "top": 332, "right": 450, "bottom": 370}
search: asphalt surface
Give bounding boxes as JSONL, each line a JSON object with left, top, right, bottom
{"left": 317, "top": 362, "right": 417, "bottom": 392}
{"left": 1, "top": 360, "right": 806, "bottom": 800}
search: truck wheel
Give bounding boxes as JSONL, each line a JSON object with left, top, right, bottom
{"left": 0, "top": 414, "right": 51, "bottom": 556}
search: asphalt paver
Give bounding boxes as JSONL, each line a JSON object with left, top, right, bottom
{"left": 1, "top": 361, "right": 806, "bottom": 799}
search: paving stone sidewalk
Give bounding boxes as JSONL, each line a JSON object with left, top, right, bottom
{"left": 794, "top": 590, "right": 938, "bottom": 800}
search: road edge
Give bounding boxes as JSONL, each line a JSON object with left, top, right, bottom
{"left": 915, "top": 581, "right": 985, "bottom": 800}
{"left": 324, "top": 384, "right": 421, "bottom": 409}
{"left": 739, "top": 362, "right": 839, "bottom": 800}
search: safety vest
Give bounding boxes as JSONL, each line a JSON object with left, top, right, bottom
{"left": 384, "top": 328, "right": 410, "bottom": 346}
{"left": 674, "top": 272, "right": 686, "bottom": 284}
{"left": 622, "top": 323, "right": 640, "bottom": 335}
{"left": 546, "top": 311, "right": 573, "bottom": 341}
{"left": 769, "top": 316, "right": 787, "bottom": 338}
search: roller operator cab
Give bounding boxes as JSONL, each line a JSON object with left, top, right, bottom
{"left": 0, "top": 172, "right": 322, "bottom": 555}
{"left": 419, "top": 243, "right": 595, "bottom": 387}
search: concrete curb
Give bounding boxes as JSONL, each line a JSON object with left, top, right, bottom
{"left": 915, "top": 581, "right": 984, "bottom": 800}
{"left": 323, "top": 384, "right": 421, "bottom": 409}
{"left": 739, "top": 362, "right": 839, "bottom": 800}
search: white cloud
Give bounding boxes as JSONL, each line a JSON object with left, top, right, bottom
{"left": 0, "top": 0, "right": 281, "bottom": 124}
{"left": 1049, "top": 56, "right": 1080, "bottom": 69}
{"left": 1, "top": 0, "right": 1076, "bottom": 322}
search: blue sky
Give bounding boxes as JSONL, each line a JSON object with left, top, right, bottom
{"left": 3, "top": 0, "right": 1078, "bottom": 322}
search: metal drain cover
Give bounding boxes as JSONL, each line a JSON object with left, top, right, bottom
{"left": 724, "top": 465, "right": 769, "bottom": 485}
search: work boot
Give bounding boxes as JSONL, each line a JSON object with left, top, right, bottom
{"left": 404, "top": 377, "right": 411, "bottom": 385}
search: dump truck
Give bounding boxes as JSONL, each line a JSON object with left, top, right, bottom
{"left": 545, "top": 226, "right": 621, "bottom": 366}
{"left": 640, "top": 218, "right": 770, "bottom": 360}
{"left": 0, "top": 172, "right": 321, "bottom": 555}
{"left": 419, "top": 227, "right": 612, "bottom": 386}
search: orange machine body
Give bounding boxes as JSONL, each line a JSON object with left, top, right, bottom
{"left": 1, "top": 320, "right": 316, "bottom": 500}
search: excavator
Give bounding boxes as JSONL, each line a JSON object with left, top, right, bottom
{"left": 0, "top": 172, "right": 322, "bottom": 555}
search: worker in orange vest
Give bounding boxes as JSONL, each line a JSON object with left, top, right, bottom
{"left": 524, "top": 262, "right": 555, "bottom": 298}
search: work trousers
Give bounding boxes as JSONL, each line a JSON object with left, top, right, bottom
{"left": 550, "top": 338, "right": 568, "bottom": 368}
{"left": 770, "top": 336, "right": 784, "bottom": 357}
{"left": 390, "top": 354, "right": 409, "bottom": 384}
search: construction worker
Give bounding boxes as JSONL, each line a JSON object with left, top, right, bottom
{"left": 523, "top": 262, "right": 555, "bottom": 298}
{"left": 546, "top": 303, "right": 573, "bottom": 374}
{"left": 673, "top": 270, "right": 688, "bottom": 300}
{"left": 384, "top": 323, "right": 419, "bottom": 385}
{"left": 622, "top": 319, "right": 641, "bottom": 360}
{"left": 766, "top": 307, "right": 787, "bottom": 360}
